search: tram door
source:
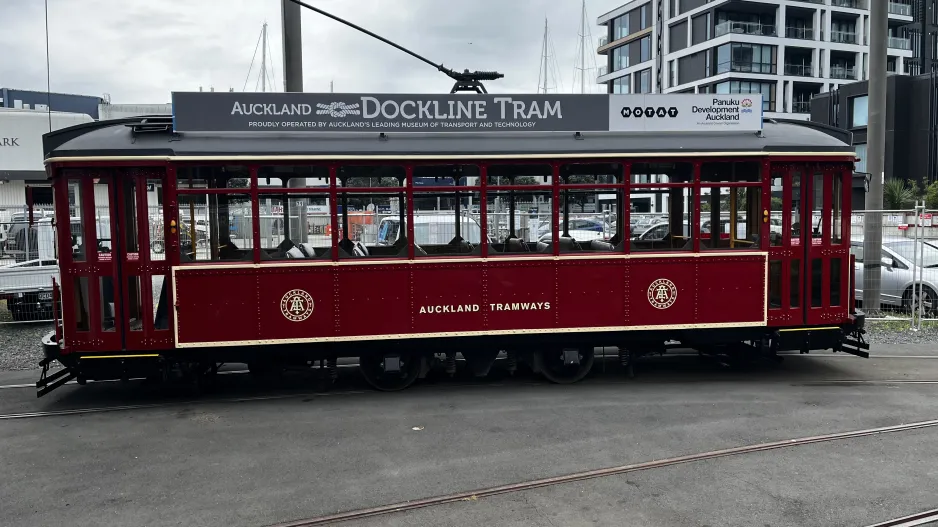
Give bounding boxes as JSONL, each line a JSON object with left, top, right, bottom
{"left": 64, "top": 169, "right": 170, "bottom": 353}
{"left": 767, "top": 164, "right": 850, "bottom": 327}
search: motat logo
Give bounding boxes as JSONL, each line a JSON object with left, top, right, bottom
{"left": 0, "top": 138, "right": 20, "bottom": 147}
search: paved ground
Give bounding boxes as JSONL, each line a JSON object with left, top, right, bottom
{"left": 1, "top": 346, "right": 937, "bottom": 527}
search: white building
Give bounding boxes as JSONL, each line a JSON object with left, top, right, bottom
{"left": 0, "top": 109, "right": 94, "bottom": 210}
{"left": 596, "top": 0, "right": 916, "bottom": 119}
{"left": 98, "top": 103, "right": 172, "bottom": 120}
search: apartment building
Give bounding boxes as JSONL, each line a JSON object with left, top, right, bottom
{"left": 596, "top": 0, "right": 920, "bottom": 118}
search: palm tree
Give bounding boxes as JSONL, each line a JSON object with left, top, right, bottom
{"left": 883, "top": 178, "right": 916, "bottom": 209}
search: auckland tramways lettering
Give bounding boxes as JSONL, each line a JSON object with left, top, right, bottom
{"left": 419, "top": 302, "right": 552, "bottom": 314}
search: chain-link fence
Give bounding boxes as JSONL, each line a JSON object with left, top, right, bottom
{"left": 851, "top": 207, "right": 938, "bottom": 326}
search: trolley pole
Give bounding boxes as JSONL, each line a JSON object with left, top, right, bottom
{"left": 862, "top": 0, "right": 887, "bottom": 314}
{"left": 281, "top": 0, "right": 309, "bottom": 243}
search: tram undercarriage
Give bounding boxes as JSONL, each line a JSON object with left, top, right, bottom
{"left": 37, "top": 317, "right": 868, "bottom": 396}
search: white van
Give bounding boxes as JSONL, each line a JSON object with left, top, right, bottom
{"left": 376, "top": 215, "right": 485, "bottom": 246}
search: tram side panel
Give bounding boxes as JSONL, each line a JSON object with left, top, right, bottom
{"left": 171, "top": 254, "right": 769, "bottom": 348}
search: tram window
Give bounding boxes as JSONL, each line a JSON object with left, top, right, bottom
{"left": 831, "top": 172, "right": 843, "bottom": 245}
{"left": 768, "top": 260, "right": 782, "bottom": 308}
{"left": 120, "top": 177, "right": 140, "bottom": 255}
{"left": 413, "top": 164, "right": 479, "bottom": 187}
{"left": 73, "top": 276, "right": 90, "bottom": 332}
{"left": 630, "top": 162, "right": 692, "bottom": 184}
{"left": 700, "top": 162, "right": 760, "bottom": 183}
{"left": 790, "top": 172, "right": 803, "bottom": 244}
{"left": 177, "top": 166, "right": 251, "bottom": 190}
{"left": 258, "top": 165, "right": 330, "bottom": 188}
{"left": 412, "top": 191, "right": 484, "bottom": 257}
{"left": 259, "top": 195, "right": 332, "bottom": 260}
{"left": 487, "top": 164, "right": 552, "bottom": 186}
{"left": 336, "top": 192, "right": 408, "bottom": 259}
{"left": 558, "top": 191, "right": 621, "bottom": 252}
{"left": 146, "top": 178, "right": 165, "bottom": 262}
{"left": 830, "top": 258, "right": 842, "bottom": 306}
{"left": 486, "top": 190, "right": 553, "bottom": 254}
{"left": 99, "top": 277, "right": 116, "bottom": 332}
{"left": 629, "top": 186, "right": 693, "bottom": 252}
{"left": 67, "top": 180, "right": 87, "bottom": 262}
{"left": 811, "top": 259, "right": 822, "bottom": 307}
{"left": 177, "top": 194, "right": 255, "bottom": 263}
{"left": 790, "top": 260, "right": 801, "bottom": 308}
{"left": 92, "top": 181, "right": 114, "bottom": 258}
{"left": 699, "top": 187, "right": 756, "bottom": 250}
{"left": 811, "top": 171, "right": 824, "bottom": 240}
{"left": 153, "top": 274, "right": 170, "bottom": 330}
{"left": 127, "top": 276, "right": 144, "bottom": 332}
{"left": 338, "top": 165, "right": 405, "bottom": 188}
{"left": 770, "top": 174, "right": 783, "bottom": 247}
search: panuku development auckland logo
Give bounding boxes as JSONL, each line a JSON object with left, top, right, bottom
{"left": 280, "top": 289, "right": 315, "bottom": 322}
{"left": 647, "top": 278, "right": 678, "bottom": 310}
{"left": 316, "top": 102, "right": 361, "bottom": 118}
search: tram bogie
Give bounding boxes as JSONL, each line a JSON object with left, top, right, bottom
{"left": 35, "top": 97, "right": 869, "bottom": 397}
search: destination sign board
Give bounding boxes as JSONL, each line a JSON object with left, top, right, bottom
{"left": 171, "top": 92, "right": 763, "bottom": 134}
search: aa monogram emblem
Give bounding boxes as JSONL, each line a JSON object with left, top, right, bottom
{"left": 280, "top": 289, "right": 315, "bottom": 322}
{"left": 647, "top": 278, "right": 677, "bottom": 310}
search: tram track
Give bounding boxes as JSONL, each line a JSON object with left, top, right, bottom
{"left": 267, "top": 419, "right": 938, "bottom": 527}
{"left": 865, "top": 508, "right": 938, "bottom": 527}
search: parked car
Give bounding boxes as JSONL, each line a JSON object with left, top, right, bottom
{"left": 851, "top": 238, "right": 938, "bottom": 314}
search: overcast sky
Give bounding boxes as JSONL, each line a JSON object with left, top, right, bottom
{"left": 0, "top": 0, "right": 628, "bottom": 103}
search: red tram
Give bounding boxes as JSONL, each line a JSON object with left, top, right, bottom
{"left": 35, "top": 93, "right": 868, "bottom": 395}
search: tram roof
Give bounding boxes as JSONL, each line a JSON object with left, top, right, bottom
{"left": 43, "top": 116, "right": 855, "bottom": 162}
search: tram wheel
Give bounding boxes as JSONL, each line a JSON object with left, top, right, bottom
{"left": 359, "top": 352, "right": 422, "bottom": 391}
{"left": 534, "top": 346, "right": 595, "bottom": 384}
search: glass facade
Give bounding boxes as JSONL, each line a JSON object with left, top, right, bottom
{"left": 714, "top": 80, "right": 775, "bottom": 111}
{"left": 716, "top": 43, "right": 776, "bottom": 74}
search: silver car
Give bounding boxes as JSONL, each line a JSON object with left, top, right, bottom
{"left": 851, "top": 238, "right": 938, "bottom": 314}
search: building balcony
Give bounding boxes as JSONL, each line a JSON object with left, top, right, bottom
{"left": 717, "top": 60, "right": 775, "bottom": 75}
{"left": 830, "top": 30, "right": 858, "bottom": 44}
{"left": 792, "top": 0, "right": 824, "bottom": 4}
{"left": 597, "top": 65, "right": 608, "bottom": 78}
{"left": 785, "top": 26, "right": 814, "bottom": 40}
{"left": 888, "top": 1, "right": 912, "bottom": 16}
{"left": 598, "top": 35, "right": 609, "bottom": 48}
{"left": 830, "top": 65, "right": 857, "bottom": 79}
{"left": 792, "top": 101, "right": 811, "bottom": 113}
{"left": 714, "top": 21, "right": 776, "bottom": 37}
{"left": 888, "top": 36, "right": 911, "bottom": 50}
{"left": 830, "top": 0, "right": 859, "bottom": 7}
{"left": 784, "top": 63, "right": 814, "bottom": 77}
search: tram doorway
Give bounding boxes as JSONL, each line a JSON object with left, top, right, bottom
{"left": 57, "top": 168, "right": 172, "bottom": 353}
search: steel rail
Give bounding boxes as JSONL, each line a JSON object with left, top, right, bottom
{"left": 864, "top": 508, "right": 938, "bottom": 527}
{"left": 267, "top": 419, "right": 938, "bottom": 527}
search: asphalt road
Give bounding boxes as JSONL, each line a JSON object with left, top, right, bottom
{"left": 1, "top": 347, "right": 937, "bottom": 527}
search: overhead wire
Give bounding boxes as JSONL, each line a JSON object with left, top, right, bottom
{"left": 243, "top": 26, "right": 265, "bottom": 92}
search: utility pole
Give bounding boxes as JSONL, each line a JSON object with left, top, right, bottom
{"left": 281, "top": 0, "right": 307, "bottom": 242}
{"left": 281, "top": 0, "right": 303, "bottom": 93}
{"left": 863, "top": 0, "right": 887, "bottom": 314}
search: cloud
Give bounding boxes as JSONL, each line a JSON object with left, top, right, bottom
{"left": 0, "top": 0, "right": 623, "bottom": 102}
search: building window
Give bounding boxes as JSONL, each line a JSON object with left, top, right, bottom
{"left": 613, "top": 45, "right": 629, "bottom": 71}
{"left": 669, "top": 60, "right": 676, "bottom": 87}
{"left": 850, "top": 95, "right": 868, "bottom": 127}
{"left": 714, "top": 79, "right": 776, "bottom": 111}
{"left": 613, "top": 75, "right": 631, "bottom": 94}
{"left": 641, "top": 36, "right": 651, "bottom": 62}
{"left": 716, "top": 43, "right": 776, "bottom": 74}
{"left": 855, "top": 143, "right": 867, "bottom": 173}
{"left": 641, "top": 4, "right": 649, "bottom": 29}
{"left": 613, "top": 13, "right": 630, "bottom": 40}
{"left": 638, "top": 69, "right": 652, "bottom": 93}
